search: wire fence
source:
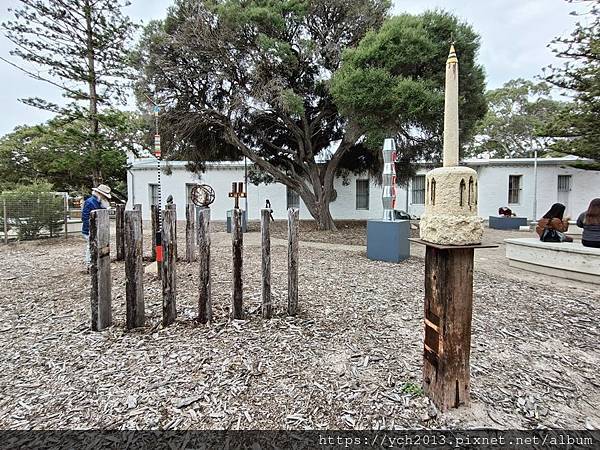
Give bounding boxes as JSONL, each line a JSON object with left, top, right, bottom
{"left": 1, "top": 191, "right": 84, "bottom": 243}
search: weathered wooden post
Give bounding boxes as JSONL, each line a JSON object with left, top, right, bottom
{"left": 261, "top": 208, "right": 272, "bottom": 319}
{"left": 287, "top": 208, "right": 299, "bottom": 316}
{"left": 162, "top": 204, "right": 177, "bottom": 326}
{"left": 125, "top": 209, "right": 145, "bottom": 329}
{"left": 115, "top": 204, "right": 125, "bottom": 261}
{"left": 3, "top": 199, "right": 8, "bottom": 245}
{"left": 231, "top": 208, "right": 243, "bottom": 319}
{"left": 186, "top": 203, "right": 196, "bottom": 263}
{"left": 90, "top": 209, "right": 112, "bottom": 331}
{"left": 197, "top": 207, "right": 212, "bottom": 323}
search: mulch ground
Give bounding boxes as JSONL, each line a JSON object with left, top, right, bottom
{"left": 0, "top": 230, "right": 598, "bottom": 430}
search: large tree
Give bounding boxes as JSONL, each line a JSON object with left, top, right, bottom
{"left": 465, "top": 79, "right": 566, "bottom": 158}
{"left": 543, "top": 0, "right": 600, "bottom": 167}
{"left": 2, "top": 0, "right": 137, "bottom": 186}
{"left": 0, "top": 110, "right": 147, "bottom": 193}
{"left": 136, "top": 1, "right": 485, "bottom": 229}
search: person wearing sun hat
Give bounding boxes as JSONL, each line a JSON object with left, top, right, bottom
{"left": 81, "top": 184, "right": 112, "bottom": 268}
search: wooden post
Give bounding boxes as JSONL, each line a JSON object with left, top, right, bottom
{"left": 162, "top": 204, "right": 177, "bottom": 326}
{"left": 90, "top": 209, "right": 112, "bottom": 331}
{"left": 3, "top": 199, "right": 7, "bottom": 245}
{"left": 125, "top": 209, "right": 145, "bottom": 329}
{"left": 115, "top": 204, "right": 125, "bottom": 261}
{"left": 197, "top": 207, "right": 212, "bottom": 323}
{"left": 261, "top": 208, "right": 272, "bottom": 319}
{"left": 63, "top": 195, "right": 68, "bottom": 240}
{"left": 186, "top": 203, "right": 196, "bottom": 263}
{"left": 423, "top": 246, "right": 474, "bottom": 411}
{"left": 287, "top": 208, "right": 299, "bottom": 316}
{"left": 231, "top": 208, "right": 243, "bottom": 319}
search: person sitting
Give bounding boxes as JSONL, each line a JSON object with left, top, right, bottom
{"left": 535, "top": 203, "right": 573, "bottom": 243}
{"left": 577, "top": 198, "right": 600, "bottom": 248}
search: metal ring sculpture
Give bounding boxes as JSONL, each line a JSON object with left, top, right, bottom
{"left": 190, "top": 184, "right": 216, "bottom": 207}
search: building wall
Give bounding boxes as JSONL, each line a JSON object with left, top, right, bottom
{"left": 127, "top": 159, "right": 600, "bottom": 222}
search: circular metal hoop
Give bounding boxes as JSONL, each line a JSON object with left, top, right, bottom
{"left": 190, "top": 184, "right": 215, "bottom": 207}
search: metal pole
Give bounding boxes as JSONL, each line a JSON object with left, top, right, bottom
{"left": 64, "top": 194, "right": 68, "bottom": 239}
{"left": 533, "top": 150, "right": 538, "bottom": 222}
{"left": 3, "top": 199, "right": 7, "bottom": 245}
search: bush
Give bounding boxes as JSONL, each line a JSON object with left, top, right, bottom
{"left": 0, "top": 183, "right": 65, "bottom": 240}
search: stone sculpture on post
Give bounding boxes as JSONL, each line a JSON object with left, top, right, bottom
{"left": 419, "top": 44, "right": 483, "bottom": 245}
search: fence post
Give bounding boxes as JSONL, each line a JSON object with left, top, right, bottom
{"left": 115, "top": 204, "right": 125, "bottom": 261}
{"left": 162, "top": 204, "right": 177, "bottom": 326}
{"left": 186, "top": 203, "right": 196, "bottom": 263}
{"left": 261, "top": 208, "right": 272, "bottom": 319}
{"left": 287, "top": 208, "right": 299, "bottom": 316}
{"left": 63, "top": 195, "right": 68, "bottom": 240}
{"left": 197, "top": 207, "right": 212, "bottom": 324}
{"left": 3, "top": 199, "right": 7, "bottom": 245}
{"left": 231, "top": 208, "right": 243, "bottom": 319}
{"left": 90, "top": 209, "right": 112, "bottom": 331}
{"left": 125, "top": 209, "right": 145, "bottom": 329}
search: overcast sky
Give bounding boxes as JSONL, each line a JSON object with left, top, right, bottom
{"left": 0, "top": 0, "right": 586, "bottom": 136}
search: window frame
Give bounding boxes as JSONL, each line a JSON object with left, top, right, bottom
{"left": 355, "top": 179, "right": 370, "bottom": 210}
{"left": 286, "top": 186, "right": 300, "bottom": 210}
{"left": 411, "top": 175, "right": 426, "bottom": 205}
{"left": 508, "top": 175, "right": 522, "bottom": 205}
{"left": 149, "top": 183, "right": 160, "bottom": 207}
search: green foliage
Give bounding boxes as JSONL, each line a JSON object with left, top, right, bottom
{"left": 0, "top": 183, "right": 64, "bottom": 240}
{"left": 466, "top": 79, "right": 568, "bottom": 158}
{"left": 331, "top": 10, "right": 487, "bottom": 181}
{"left": 2, "top": 0, "right": 138, "bottom": 184}
{"left": 400, "top": 381, "right": 424, "bottom": 396}
{"left": 0, "top": 110, "right": 141, "bottom": 194}
{"left": 543, "top": 0, "right": 600, "bottom": 165}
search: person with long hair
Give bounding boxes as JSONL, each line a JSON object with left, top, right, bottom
{"left": 577, "top": 198, "right": 600, "bottom": 248}
{"left": 535, "top": 203, "right": 573, "bottom": 242}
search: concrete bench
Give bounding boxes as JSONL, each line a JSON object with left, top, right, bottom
{"left": 505, "top": 238, "right": 600, "bottom": 284}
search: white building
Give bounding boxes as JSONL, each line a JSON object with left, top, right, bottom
{"left": 126, "top": 155, "right": 600, "bottom": 222}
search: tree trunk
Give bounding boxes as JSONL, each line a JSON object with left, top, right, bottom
{"left": 85, "top": 0, "right": 101, "bottom": 186}
{"left": 301, "top": 187, "right": 337, "bottom": 231}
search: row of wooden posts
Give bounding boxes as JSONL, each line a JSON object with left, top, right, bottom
{"left": 90, "top": 204, "right": 299, "bottom": 331}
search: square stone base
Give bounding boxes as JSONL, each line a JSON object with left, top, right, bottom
{"left": 489, "top": 216, "right": 528, "bottom": 230}
{"left": 367, "top": 220, "right": 410, "bottom": 263}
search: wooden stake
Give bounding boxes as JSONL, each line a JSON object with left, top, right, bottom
{"left": 162, "top": 204, "right": 177, "bottom": 326}
{"left": 186, "top": 203, "right": 196, "bottom": 263}
{"left": 261, "top": 208, "right": 272, "bottom": 319}
{"left": 115, "top": 204, "right": 125, "bottom": 261}
{"left": 423, "top": 245, "right": 474, "bottom": 411}
{"left": 287, "top": 208, "right": 299, "bottom": 316}
{"left": 197, "top": 207, "right": 212, "bottom": 323}
{"left": 125, "top": 209, "right": 145, "bottom": 329}
{"left": 90, "top": 209, "right": 112, "bottom": 331}
{"left": 231, "top": 208, "right": 243, "bottom": 319}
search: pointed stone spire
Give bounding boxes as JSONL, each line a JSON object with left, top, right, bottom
{"left": 443, "top": 44, "right": 459, "bottom": 167}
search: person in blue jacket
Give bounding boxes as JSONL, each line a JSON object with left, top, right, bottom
{"left": 82, "top": 184, "right": 112, "bottom": 267}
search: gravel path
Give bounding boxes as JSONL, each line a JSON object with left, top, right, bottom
{"left": 0, "top": 230, "right": 598, "bottom": 430}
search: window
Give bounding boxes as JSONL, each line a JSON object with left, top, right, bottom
{"left": 557, "top": 175, "right": 571, "bottom": 192}
{"left": 149, "top": 184, "right": 160, "bottom": 206}
{"left": 186, "top": 183, "right": 196, "bottom": 204}
{"left": 356, "top": 179, "right": 370, "bottom": 210}
{"left": 508, "top": 175, "right": 522, "bottom": 204}
{"left": 412, "top": 175, "right": 426, "bottom": 204}
{"left": 286, "top": 186, "right": 300, "bottom": 210}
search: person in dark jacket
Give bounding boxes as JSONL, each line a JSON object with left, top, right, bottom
{"left": 577, "top": 198, "right": 600, "bottom": 248}
{"left": 535, "top": 203, "right": 573, "bottom": 242}
{"left": 82, "top": 184, "right": 112, "bottom": 267}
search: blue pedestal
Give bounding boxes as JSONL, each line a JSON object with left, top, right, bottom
{"left": 488, "top": 216, "right": 528, "bottom": 230}
{"left": 367, "top": 220, "right": 410, "bottom": 263}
